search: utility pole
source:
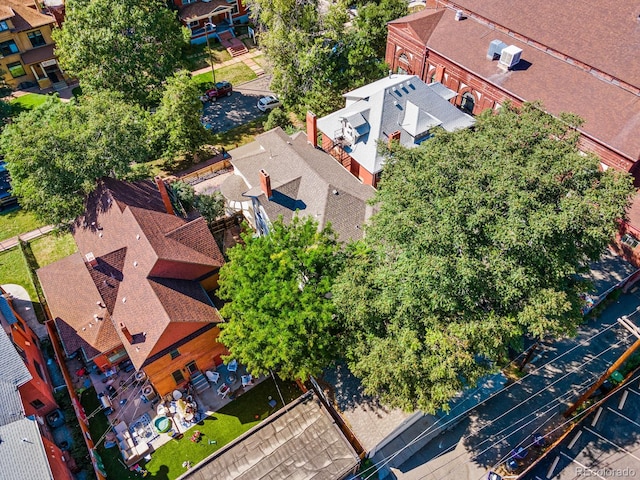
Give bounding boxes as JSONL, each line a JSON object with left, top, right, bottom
{"left": 205, "top": 23, "right": 216, "bottom": 85}
{"left": 564, "top": 315, "right": 640, "bottom": 417}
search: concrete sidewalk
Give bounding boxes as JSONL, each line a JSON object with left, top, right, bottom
{"left": 0, "top": 224, "right": 55, "bottom": 252}
{"left": 191, "top": 49, "right": 266, "bottom": 78}
{"left": 372, "top": 293, "right": 640, "bottom": 480}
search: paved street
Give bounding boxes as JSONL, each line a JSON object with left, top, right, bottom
{"left": 375, "top": 293, "right": 640, "bottom": 480}
{"left": 201, "top": 75, "right": 273, "bottom": 133}
{"left": 527, "top": 368, "right": 640, "bottom": 480}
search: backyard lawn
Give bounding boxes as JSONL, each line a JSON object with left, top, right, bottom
{"left": 0, "top": 247, "right": 36, "bottom": 300}
{"left": 80, "top": 388, "right": 140, "bottom": 480}
{"left": 210, "top": 117, "right": 268, "bottom": 152}
{"left": 145, "top": 376, "right": 301, "bottom": 480}
{"left": 0, "top": 208, "right": 43, "bottom": 241}
{"left": 30, "top": 232, "right": 77, "bottom": 267}
{"left": 193, "top": 63, "right": 257, "bottom": 90}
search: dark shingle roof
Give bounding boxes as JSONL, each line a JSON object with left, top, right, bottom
{"left": 179, "top": 392, "right": 359, "bottom": 480}
{"left": 224, "top": 128, "right": 376, "bottom": 242}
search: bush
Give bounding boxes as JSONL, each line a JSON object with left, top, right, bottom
{"left": 263, "top": 108, "right": 292, "bottom": 132}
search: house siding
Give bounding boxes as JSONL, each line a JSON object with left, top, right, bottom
{"left": 143, "top": 326, "right": 226, "bottom": 396}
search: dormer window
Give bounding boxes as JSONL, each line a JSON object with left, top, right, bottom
{"left": 0, "top": 21, "right": 9, "bottom": 32}
{"left": 341, "top": 112, "right": 370, "bottom": 146}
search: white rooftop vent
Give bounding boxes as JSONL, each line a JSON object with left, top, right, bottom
{"left": 487, "top": 39, "right": 508, "bottom": 60}
{"left": 455, "top": 10, "right": 465, "bottom": 21}
{"left": 498, "top": 45, "right": 522, "bottom": 70}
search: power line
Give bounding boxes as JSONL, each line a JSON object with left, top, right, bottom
{"left": 408, "top": 337, "right": 632, "bottom": 480}
{"left": 357, "top": 321, "right": 622, "bottom": 479}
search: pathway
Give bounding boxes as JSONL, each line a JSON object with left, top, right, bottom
{"left": 0, "top": 224, "right": 55, "bottom": 252}
{"left": 1, "top": 283, "right": 47, "bottom": 339}
{"left": 191, "top": 49, "right": 266, "bottom": 78}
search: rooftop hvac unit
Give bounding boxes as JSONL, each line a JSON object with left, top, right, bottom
{"left": 487, "top": 39, "right": 508, "bottom": 60}
{"left": 498, "top": 45, "right": 523, "bottom": 70}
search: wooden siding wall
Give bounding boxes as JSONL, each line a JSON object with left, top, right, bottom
{"left": 143, "top": 326, "right": 227, "bottom": 396}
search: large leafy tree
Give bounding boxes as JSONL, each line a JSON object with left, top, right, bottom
{"left": 218, "top": 217, "right": 343, "bottom": 380}
{"left": 150, "top": 70, "right": 213, "bottom": 159}
{"left": 0, "top": 93, "right": 150, "bottom": 225}
{"left": 53, "top": 0, "right": 189, "bottom": 106}
{"left": 249, "top": 0, "right": 406, "bottom": 115}
{"left": 333, "top": 103, "right": 634, "bottom": 413}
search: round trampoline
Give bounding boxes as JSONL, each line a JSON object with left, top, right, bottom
{"left": 154, "top": 416, "right": 172, "bottom": 434}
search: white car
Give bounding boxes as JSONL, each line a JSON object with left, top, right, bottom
{"left": 257, "top": 95, "right": 282, "bottom": 112}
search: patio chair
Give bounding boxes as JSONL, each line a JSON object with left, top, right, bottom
{"left": 227, "top": 359, "right": 238, "bottom": 372}
{"left": 216, "top": 383, "right": 230, "bottom": 398}
{"left": 241, "top": 374, "right": 253, "bottom": 387}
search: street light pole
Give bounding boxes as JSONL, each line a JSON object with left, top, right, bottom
{"left": 205, "top": 22, "right": 216, "bottom": 85}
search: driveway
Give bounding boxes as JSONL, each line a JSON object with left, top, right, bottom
{"left": 201, "top": 75, "right": 273, "bottom": 133}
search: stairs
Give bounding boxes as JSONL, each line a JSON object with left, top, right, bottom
{"left": 52, "top": 81, "right": 68, "bottom": 92}
{"left": 218, "top": 30, "right": 248, "bottom": 57}
{"left": 190, "top": 371, "right": 210, "bottom": 393}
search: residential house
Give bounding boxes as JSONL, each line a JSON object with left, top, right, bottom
{"left": 0, "top": 0, "right": 66, "bottom": 90}
{"left": 316, "top": 75, "right": 475, "bottom": 187}
{"left": 171, "top": 0, "right": 249, "bottom": 46}
{"left": 0, "top": 289, "right": 74, "bottom": 480}
{"left": 384, "top": 1, "right": 640, "bottom": 231}
{"left": 220, "top": 125, "right": 376, "bottom": 241}
{"left": 38, "top": 178, "right": 227, "bottom": 397}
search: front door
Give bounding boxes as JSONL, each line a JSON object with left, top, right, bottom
{"left": 186, "top": 361, "right": 198, "bottom": 375}
{"left": 44, "top": 65, "right": 60, "bottom": 83}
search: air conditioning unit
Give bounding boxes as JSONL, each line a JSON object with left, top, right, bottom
{"left": 487, "top": 39, "right": 507, "bottom": 60}
{"left": 498, "top": 45, "right": 522, "bottom": 70}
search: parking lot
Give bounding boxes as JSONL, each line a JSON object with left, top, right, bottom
{"left": 201, "top": 75, "right": 274, "bottom": 133}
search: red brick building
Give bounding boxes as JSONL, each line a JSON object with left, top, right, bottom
{"left": 0, "top": 288, "right": 74, "bottom": 480}
{"left": 385, "top": 1, "right": 640, "bottom": 228}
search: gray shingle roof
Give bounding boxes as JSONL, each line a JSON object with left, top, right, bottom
{"left": 317, "top": 75, "right": 475, "bottom": 175}
{"left": 0, "top": 324, "right": 31, "bottom": 427}
{"left": 0, "top": 416, "right": 54, "bottom": 480}
{"left": 224, "top": 128, "right": 376, "bottom": 242}
{"left": 178, "top": 392, "right": 359, "bottom": 480}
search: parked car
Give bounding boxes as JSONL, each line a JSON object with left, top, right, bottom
{"left": 257, "top": 95, "right": 282, "bottom": 112}
{"left": 200, "top": 81, "right": 233, "bottom": 102}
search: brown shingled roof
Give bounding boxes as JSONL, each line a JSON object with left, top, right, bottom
{"left": 0, "top": 0, "right": 55, "bottom": 31}
{"left": 37, "top": 253, "right": 122, "bottom": 359}
{"left": 20, "top": 43, "right": 54, "bottom": 65}
{"left": 41, "top": 178, "right": 225, "bottom": 369}
{"left": 390, "top": 7, "right": 640, "bottom": 163}
{"left": 178, "top": 0, "right": 231, "bottom": 21}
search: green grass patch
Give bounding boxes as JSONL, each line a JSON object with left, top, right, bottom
{"left": 251, "top": 54, "right": 269, "bottom": 69}
{"left": 0, "top": 247, "right": 37, "bottom": 301}
{"left": 193, "top": 63, "right": 257, "bottom": 90}
{"left": 10, "top": 93, "right": 49, "bottom": 110}
{"left": 210, "top": 116, "right": 267, "bottom": 152}
{"left": 80, "top": 388, "right": 139, "bottom": 480}
{"left": 30, "top": 232, "right": 77, "bottom": 268}
{"left": 145, "top": 376, "right": 301, "bottom": 480}
{"left": 0, "top": 208, "right": 44, "bottom": 241}
{"left": 185, "top": 42, "right": 232, "bottom": 70}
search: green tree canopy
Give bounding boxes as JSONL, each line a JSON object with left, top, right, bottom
{"left": 218, "top": 217, "right": 343, "bottom": 380}
{"left": 333, "top": 103, "right": 634, "bottom": 413}
{"left": 249, "top": 0, "right": 406, "bottom": 115}
{"left": 0, "top": 93, "right": 151, "bottom": 225}
{"left": 53, "top": 0, "right": 189, "bottom": 106}
{"left": 150, "top": 70, "right": 212, "bottom": 159}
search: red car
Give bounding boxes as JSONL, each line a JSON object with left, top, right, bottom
{"left": 200, "top": 81, "right": 233, "bottom": 102}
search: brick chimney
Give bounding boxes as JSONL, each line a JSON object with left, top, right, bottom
{"left": 155, "top": 176, "right": 175, "bottom": 215}
{"left": 119, "top": 322, "right": 133, "bottom": 344}
{"left": 306, "top": 111, "right": 318, "bottom": 147}
{"left": 85, "top": 252, "right": 98, "bottom": 268}
{"left": 388, "top": 130, "right": 402, "bottom": 148}
{"left": 260, "top": 169, "right": 272, "bottom": 199}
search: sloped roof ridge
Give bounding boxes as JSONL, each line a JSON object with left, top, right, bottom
{"left": 164, "top": 217, "right": 225, "bottom": 267}
{"left": 0, "top": 323, "right": 32, "bottom": 391}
